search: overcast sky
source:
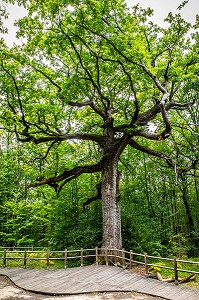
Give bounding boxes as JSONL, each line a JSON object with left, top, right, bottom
{"left": 1, "top": 0, "right": 199, "bottom": 47}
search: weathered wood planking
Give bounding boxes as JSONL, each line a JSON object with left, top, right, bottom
{"left": 0, "top": 265, "right": 199, "bottom": 300}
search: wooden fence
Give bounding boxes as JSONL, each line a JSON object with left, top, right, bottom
{"left": 0, "top": 246, "right": 42, "bottom": 251}
{"left": 0, "top": 247, "right": 199, "bottom": 284}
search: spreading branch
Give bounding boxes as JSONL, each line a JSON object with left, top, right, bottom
{"left": 159, "top": 100, "right": 171, "bottom": 139}
{"left": 68, "top": 101, "right": 90, "bottom": 107}
{"left": 17, "top": 132, "right": 105, "bottom": 147}
{"left": 129, "top": 139, "right": 198, "bottom": 175}
{"left": 140, "top": 61, "right": 168, "bottom": 94}
{"left": 128, "top": 139, "right": 174, "bottom": 168}
{"left": 29, "top": 63, "right": 62, "bottom": 92}
{"left": 1, "top": 62, "right": 26, "bottom": 125}
{"left": 61, "top": 28, "right": 110, "bottom": 115}
{"left": 29, "top": 162, "right": 101, "bottom": 190}
{"left": 167, "top": 100, "right": 196, "bottom": 110}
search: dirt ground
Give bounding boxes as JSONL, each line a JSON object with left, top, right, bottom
{"left": 0, "top": 275, "right": 165, "bottom": 300}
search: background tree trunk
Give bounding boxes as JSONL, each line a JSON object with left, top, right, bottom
{"left": 181, "top": 174, "right": 194, "bottom": 233}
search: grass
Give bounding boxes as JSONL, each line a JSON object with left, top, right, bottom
{"left": 0, "top": 250, "right": 96, "bottom": 269}
{"left": 0, "top": 250, "right": 80, "bottom": 269}
{"left": 147, "top": 256, "right": 199, "bottom": 289}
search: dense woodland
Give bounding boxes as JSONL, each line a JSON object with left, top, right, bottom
{"left": 0, "top": 0, "right": 199, "bottom": 257}
{"left": 0, "top": 132, "right": 199, "bottom": 257}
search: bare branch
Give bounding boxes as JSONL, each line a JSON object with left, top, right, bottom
{"left": 41, "top": 141, "right": 59, "bottom": 160}
{"left": 69, "top": 19, "right": 141, "bottom": 67}
{"left": 167, "top": 100, "right": 196, "bottom": 110}
{"left": 151, "top": 48, "right": 170, "bottom": 67}
{"left": 17, "top": 132, "right": 105, "bottom": 146}
{"left": 28, "top": 63, "right": 62, "bottom": 92}
{"left": 68, "top": 101, "right": 90, "bottom": 107}
{"left": 60, "top": 28, "right": 110, "bottom": 115}
{"left": 136, "top": 102, "right": 161, "bottom": 125}
{"left": 133, "top": 130, "right": 160, "bottom": 140}
{"left": 83, "top": 182, "right": 101, "bottom": 210}
{"left": 89, "top": 100, "right": 107, "bottom": 120}
{"left": 135, "top": 98, "right": 194, "bottom": 127}
{"left": 129, "top": 139, "right": 198, "bottom": 175}
{"left": 163, "top": 57, "right": 172, "bottom": 89}
{"left": 1, "top": 62, "right": 26, "bottom": 124}
{"left": 128, "top": 139, "right": 174, "bottom": 168}
{"left": 140, "top": 61, "right": 168, "bottom": 94}
{"left": 114, "top": 102, "right": 161, "bottom": 131}
{"left": 179, "top": 160, "right": 198, "bottom": 174}
{"left": 118, "top": 62, "right": 140, "bottom": 123}
{"left": 159, "top": 100, "right": 171, "bottom": 139}
{"left": 28, "top": 162, "right": 101, "bottom": 190}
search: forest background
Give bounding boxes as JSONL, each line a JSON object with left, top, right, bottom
{"left": 0, "top": 0, "right": 199, "bottom": 258}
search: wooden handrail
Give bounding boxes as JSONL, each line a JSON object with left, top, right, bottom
{"left": 1, "top": 247, "right": 199, "bottom": 284}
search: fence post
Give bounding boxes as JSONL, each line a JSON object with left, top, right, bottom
{"left": 64, "top": 249, "right": 67, "bottom": 269}
{"left": 144, "top": 253, "right": 148, "bottom": 276}
{"left": 114, "top": 248, "right": 117, "bottom": 266}
{"left": 130, "top": 250, "right": 133, "bottom": 272}
{"left": 24, "top": 250, "right": 27, "bottom": 269}
{"left": 95, "top": 247, "right": 98, "bottom": 265}
{"left": 105, "top": 248, "right": 108, "bottom": 266}
{"left": 122, "top": 248, "right": 125, "bottom": 269}
{"left": 3, "top": 249, "right": 6, "bottom": 268}
{"left": 174, "top": 256, "right": 178, "bottom": 285}
{"left": 80, "top": 248, "right": 84, "bottom": 267}
{"left": 47, "top": 251, "right": 50, "bottom": 270}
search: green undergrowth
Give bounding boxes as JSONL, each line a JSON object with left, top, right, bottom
{"left": 147, "top": 257, "right": 199, "bottom": 289}
{"left": 0, "top": 250, "right": 95, "bottom": 269}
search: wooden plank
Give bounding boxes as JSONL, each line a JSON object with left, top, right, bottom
{"left": 146, "top": 284, "right": 198, "bottom": 300}
{"left": 1, "top": 265, "right": 199, "bottom": 299}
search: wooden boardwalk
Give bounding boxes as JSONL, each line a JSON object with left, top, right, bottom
{"left": 0, "top": 265, "right": 199, "bottom": 300}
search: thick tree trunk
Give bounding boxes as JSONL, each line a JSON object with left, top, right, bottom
{"left": 101, "top": 158, "right": 122, "bottom": 249}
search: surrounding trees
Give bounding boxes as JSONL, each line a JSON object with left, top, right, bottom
{"left": 0, "top": 4, "right": 8, "bottom": 34}
{"left": 0, "top": 0, "right": 198, "bottom": 252}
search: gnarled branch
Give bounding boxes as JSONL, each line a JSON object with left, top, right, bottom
{"left": 68, "top": 101, "right": 90, "bottom": 107}
{"left": 83, "top": 182, "right": 101, "bottom": 210}
{"left": 29, "top": 162, "right": 101, "bottom": 191}
{"left": 17, "top": 132, "right": 105, "bottom": 147}
{"left": 140, "top": 61, "right": 168, "bottom": 94}
{"left": 128, "top": 139, "right": 174, "bottom": 168}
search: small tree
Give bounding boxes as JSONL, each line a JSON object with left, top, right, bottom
{"left": 0, "top": 0, "right": 198, "bottom": 249}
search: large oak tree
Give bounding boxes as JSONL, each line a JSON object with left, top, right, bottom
{"left": 0, "top": 0, "right": 198, "bottom": 249}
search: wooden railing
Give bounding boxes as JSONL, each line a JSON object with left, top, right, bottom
{"left": 0, "top": 246, "right": 42, "bottom": 251}
{"left": 0, "top": 247, "right": 199, "bottom": 285}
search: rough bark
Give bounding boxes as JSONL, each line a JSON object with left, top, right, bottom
{"left": 101, "top": 158, "right": 122, "bottom": 249}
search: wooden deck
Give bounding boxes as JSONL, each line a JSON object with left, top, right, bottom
{"left": 0, "top": 265, "right": 199, "bottom": 300}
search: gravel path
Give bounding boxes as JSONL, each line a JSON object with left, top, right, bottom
{"left": 0, "top": 275, "right": 165, "bottom": 300}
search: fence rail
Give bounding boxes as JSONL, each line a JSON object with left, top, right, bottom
{"left": 0, "top": 246, "right": 42, "bottom": 251}
{"left": 0, "top": 247, "right": 199, "bottom": 285}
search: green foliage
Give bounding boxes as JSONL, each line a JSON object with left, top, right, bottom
{"left": 167, "top": 234, "right": 190, "bottom": 258}
{"left": 0, "top": 4, "right": 8, "bottom": 34}
{"left": 0, "top": 0, "right": 198, "bottom": 258}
